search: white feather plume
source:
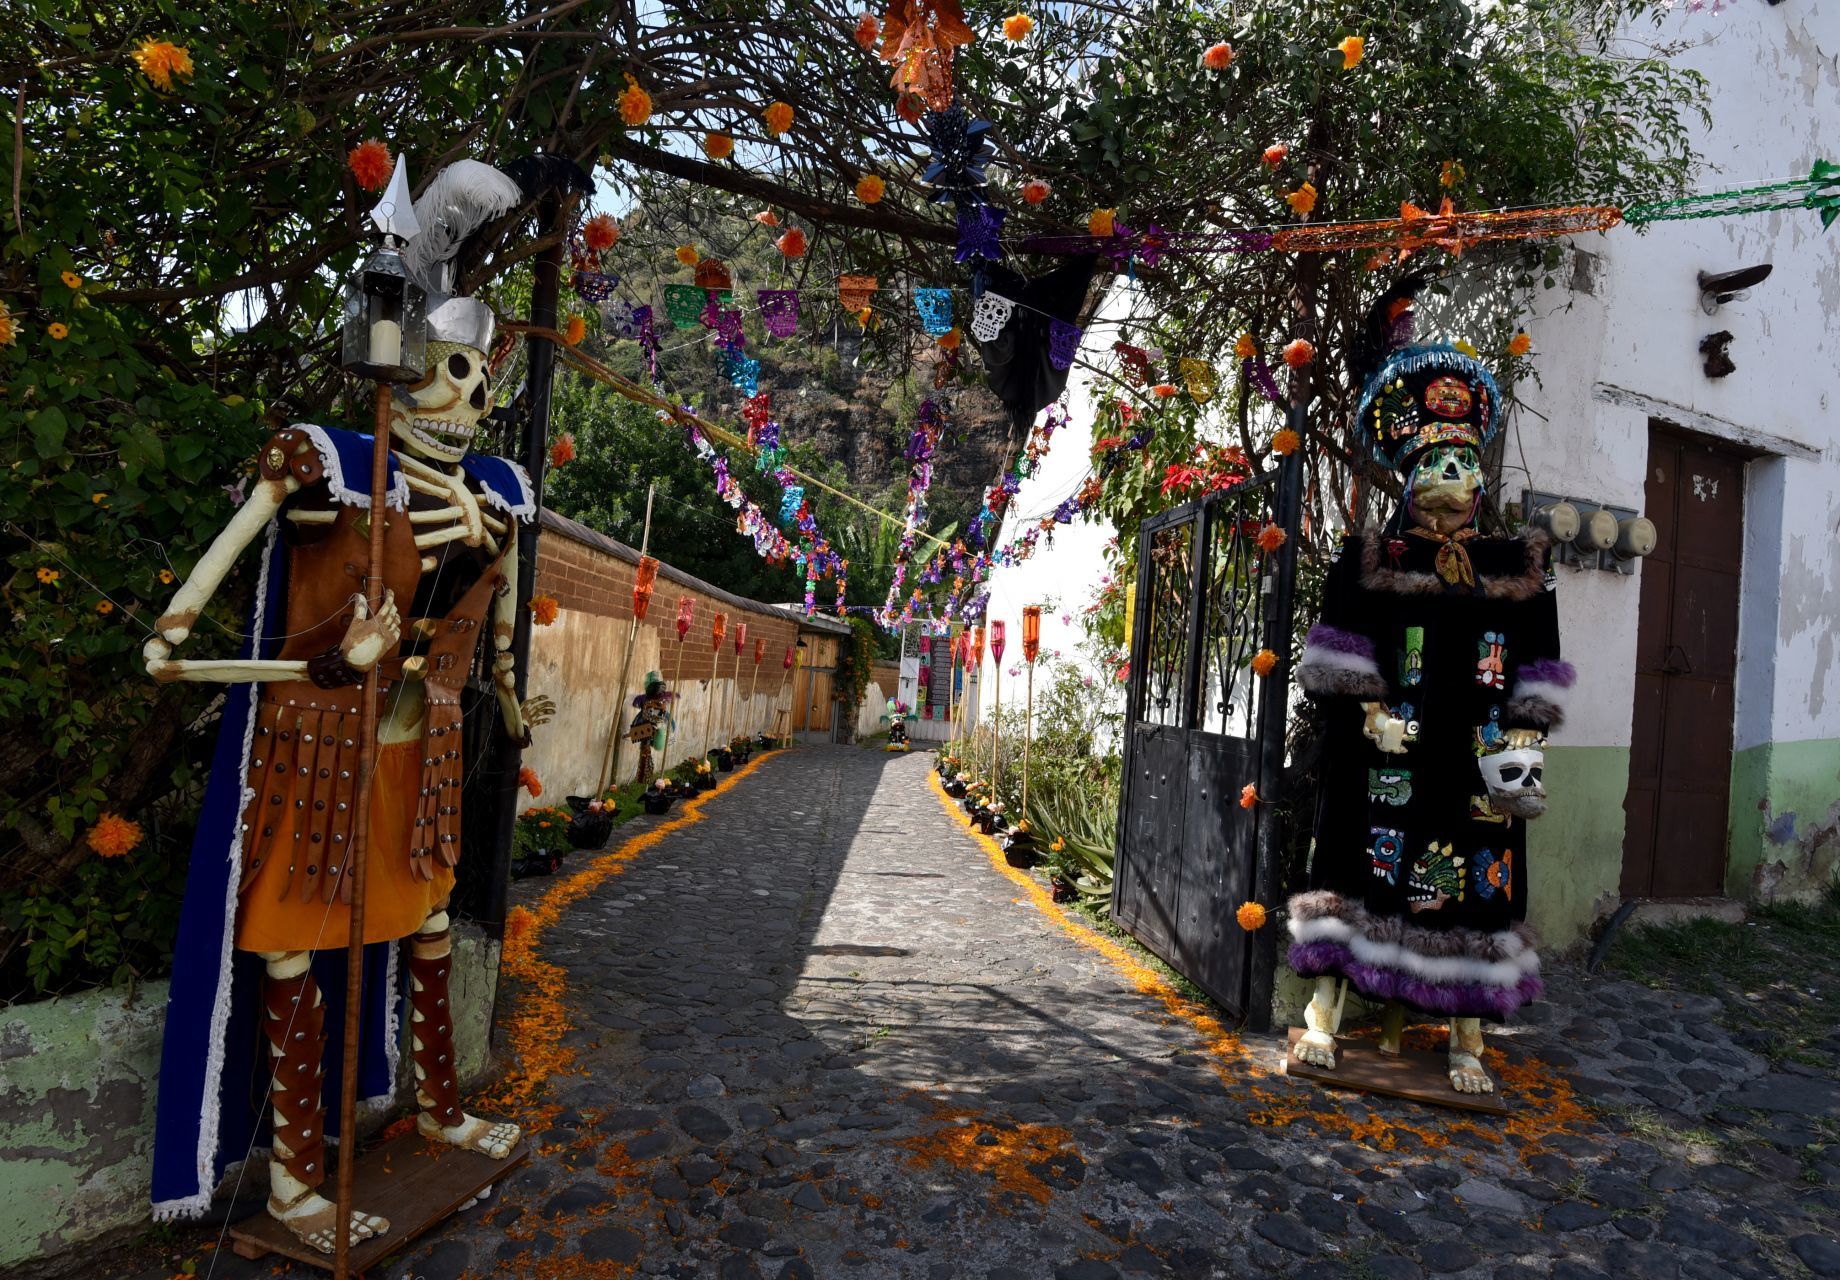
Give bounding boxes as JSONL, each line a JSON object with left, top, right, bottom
{"left": 402, "top": 160, "right": 524, "bottom": 294}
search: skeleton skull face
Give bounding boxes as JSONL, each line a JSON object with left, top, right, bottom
{"left": 1478, "top": 744, "right": 1547, "bottom": 819}
{"left": 391, "top": 341, "right": 491, "bottom": 463}
{"left": 1406, "top": 444, "right": 1483, "bottom": 534}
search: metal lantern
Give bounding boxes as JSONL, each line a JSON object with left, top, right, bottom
{"left": 341, "top": 157, "right": 427, "bottom": 383}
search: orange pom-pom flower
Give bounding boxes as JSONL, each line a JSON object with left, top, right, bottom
{"left": 1255, "top": 523, "right": 1288, "bottom": 552}
{"left": 776, "top": 227, "right": 808, "bottom": 258}
{"left": 87, "top": 813, "right": 144, "bottom": 859}
{"left": 1021, "top": 178, "right": 1051, "bottom": 205}
{"left": 1261, "top": 143, "right": 1289, "bottom": 169}
{"left": 529, "top": 594, "right": 560, "bottom": 626}
{"left": 618, "top": 74, "right": 653, "bottom": 126}
{"left": 1508, "top": 331, "right": 1532, "bottom": 357}
{"left": 754, "top": 209, "right": 782, "bottom": 227}
{"left": 563, "top": 315, "right": 586, "bottom": 347}
{"left": 1285, "top": 182, "right": 1318, "bottom": 216}
{"left": 519, "top": 766, "right": 543, "bottom": 798}
{"left": 675, "top": 244, "right": 700, "bottom": 267}
{"left": 1203, "top": 42, "right": 1234, "bottom": 70}
{"left": 855, "top": 174, "right": 886, "bottom": 204}
{"left": 1239, "top": 784, "right": 1260, "bottom": 810}
{"left": 1234, "top": 332, "right": 1258, "bottom": 359}
{"left": 348, "top": 139, "right": 393, "bottom": 192}
{"left": 550, "top": 433, "right": 577, "bottom": 467}
{"left": 1270, "top": 428, "right": 1301, "bottom": 456}
{"left": 1235, "top": 900, "right": 1268, "bottom": 930}
{"left": 1250, "top": 648, "right": 1278, "bottom": 677}
{"left": 937, "top": 327, "right": 962, "bottom": 350}
{"left": 1338, "top": 35, "right": 1366, "bottom": 69}
{"left": 1152, "top": 383, "right": 1179, "bottom": 398}
{"left": 704, "top": 131, "right": 734, "bottom": 160}
{"left": 854, "top": 12, "right": 880, "bottom": 47}
{"left": 583, "top": 213, "right": 619, "bottom": 251}
{"left": 1281, "top": 338, "right": 1315, "bottom": 368}
{"left": 1003, "top": 12, "right": 1034, "bottom": 41}
{"left": 132, "top": 39, "right": 193, "bottom": 93}
{"left": 1088, "top": 207, "right": 1116, "bottom": 237}
{"left": 764, "top": 101, "right": 795, "bottom": 136}
{"left": 896, "top": 93, "right": 926, "bottom": 124}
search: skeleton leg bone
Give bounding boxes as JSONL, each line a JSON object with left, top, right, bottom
{"left": 407, "top": 910, "right": 521, "bottom": 1159}
{"left": 256, "top": 950, "right": 389, "bottom": 1253}
{"left": 1294, "top": 975, "right": 1343, "bottom": 1068}
{"left": 1449, "top": 1017, "right": 1495, "bottom": 1093}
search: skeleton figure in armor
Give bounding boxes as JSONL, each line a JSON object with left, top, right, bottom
{"left": 144, "top": 159, "right": 565, "bottom": 1249}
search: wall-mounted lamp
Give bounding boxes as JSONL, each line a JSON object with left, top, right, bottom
{"left": 1698, "top": 263, "right": 1772, "bottom": 314}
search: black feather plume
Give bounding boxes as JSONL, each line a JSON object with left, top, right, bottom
{"left": 1349, "top": 270, "right": 1432, "bottom": 389}
{"left": 503, "top": 153, "right": 594, "bottom": 200}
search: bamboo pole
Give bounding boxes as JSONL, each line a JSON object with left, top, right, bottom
{"left": 992, "top": 663, "right": 1003, "bottom": 796}
{"left": 597, "top": 485, "right": 654, "bottom": 793}
{"left": 662, "top": 633, "right": 686, "bottom": 772}
{"left": 1023, "top": 658, "right": 1035, "bottom": 817}
{"left": 332, "top": 382, "right": 390, "bottom": 1278}
{"left": 746, "top": 646, "right": 763, "bottom": 743}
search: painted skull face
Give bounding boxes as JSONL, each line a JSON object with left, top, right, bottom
{"left": 1406, "top": 444, "right": 1482, "bottom": 532}
{"left": 1478, "top": 744, "right": 1547, "bottom": 818}
{"left": 391, "top": 340, "right": 491, "bottom": 462}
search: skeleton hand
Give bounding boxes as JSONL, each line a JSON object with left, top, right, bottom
{"left": 143, "top": 635, "right": 174, "bottom": 678}
{"left": 339, "top": 590, "right": 401, "bottom": 673}
{"left": 1361, "top": 701, "right": 1409, "bottom": 754}
{"left": 522, "top": 695, "right": 556, "bottom": 729}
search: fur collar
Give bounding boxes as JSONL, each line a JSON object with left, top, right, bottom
{"left": 1357, "top": 527, "right": 1549, "bottom": 600}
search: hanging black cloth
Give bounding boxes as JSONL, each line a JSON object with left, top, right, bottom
{"left": 971, "top": 257, "right": 1100, "bottom": 434}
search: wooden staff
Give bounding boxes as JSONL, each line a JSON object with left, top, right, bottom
{"left": 989, "top": 621, "right": 1006, "bottom": 795}
{"left": 746, "top": 639, "right": 764, "bottom": 743}
{"left": 598, "top": 486, "right": 654, "bottom": 792}
{"left": 662, "top": 627, "right": 687, "bottom": 770}
{"left": 1021, "top": 606, "right": 1041, "bottom": 817}
{"left": 333, "top": 382, "right": 390, "bottom": 1278}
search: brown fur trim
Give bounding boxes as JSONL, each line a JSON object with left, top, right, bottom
{"left": 1297, "top": 663, "right": 1389, "bottom": 698}
{"left": 1504, "top": 693, "right": 1565, "bottom": 731}
{"left": 1359, "top": 529, "right": 1549, "bottom": 601}
{"left": 1286, "top": 889, "right": 1540, "bottom": 960}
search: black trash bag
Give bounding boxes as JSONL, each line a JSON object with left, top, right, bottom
{"left": 564, "top": 794, "right": 613, "bottom": 850}
{"left": 970, "top": 256, "right": 1101, "bottom": 436}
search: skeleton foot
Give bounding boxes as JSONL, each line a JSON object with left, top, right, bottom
{"left": 417, "top": 1110, "right": 521, "bottom": 1159}
{"left": 1294, "top": 1028, "right": 1338, "bottom": 1069}
{"left": 1449, "top": 1050, "right": 1495, "bottom": 1094}
{"left": 268, "top": 1190, "right": 388, "bottom": 1255}
{"left": 1377, "top": 1002, "right": 1406, "bottom": 1056}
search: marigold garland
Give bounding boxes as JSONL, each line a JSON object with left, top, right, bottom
{"left": 87, "top": 813, "right": 143, "bottom": 858}
{"left": 1235, "top": 900, "right": 1268, "bottom": 930}
{"left": 703, "top": 132, "right": 734, "bottom": 160}
{"left": 529, "top": 594, "right": 560, "bottom": 626}
{"left": 518, "top": 766, "right": 543, "bottom": 798}
{"left": 132, "top": 39, "right": 193, "bottom": 93}
{"left": 1234, "top": 332, "right": 1258, "bottom": 359}
{"left": 618, "top": 74, "right": 653, "bottom": 127}
{"left": 855, "top": 174, "right": 886, "bottom": 204}
{"left": 763, "top": 101, "right": 795, "bottom": 136}
{"left": 347, "top": 139, "right": 392, "bottom": 192}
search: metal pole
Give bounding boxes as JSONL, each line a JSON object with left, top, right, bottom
{"left": 600, "top": 484, "right": 654, "bottom": 792}
{"left": 332, "top": 382, "right": 392, "bottom": 1279}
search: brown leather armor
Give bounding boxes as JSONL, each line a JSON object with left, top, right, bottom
{"left": 408, "top": 928, "right": 462, "bottom": 1128}
{"left": 261, "top": 969, "right": 328, "bottom": 1196}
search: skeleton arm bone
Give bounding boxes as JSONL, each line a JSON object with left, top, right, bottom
{"left": 148, "top": 591, "right": 401, "bottom": 684}
{"left": 148, "top": 474, "right": 297, "bottom": 652}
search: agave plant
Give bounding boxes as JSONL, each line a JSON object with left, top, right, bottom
{"left": 1024, "top": 773, "right": 1118, "bottom": 903}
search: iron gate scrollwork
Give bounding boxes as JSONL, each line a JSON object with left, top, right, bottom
{"left": 1112, "top": 467, "right": 1292, "bottom": 1025}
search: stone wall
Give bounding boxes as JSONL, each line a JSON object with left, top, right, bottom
{"left": 0, "top": 928, "right": 500, "bottom": 1270}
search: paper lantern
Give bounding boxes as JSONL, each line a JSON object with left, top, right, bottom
{"left": 676, "top": 595, "right": 695, "bottom": 640}
{"left": 712, "top": 611, "right": 727, "bottom": 651}
{"left": 633, "top": 554, "right": 659, "bottom": 621}
{"left": 990, "top": 620, "right": 1007, "bottom": 663}
{"left": 1022, "top": 605, "right": 1041, "bottom": 661}
{"left": 734, "top": 619, "right": 748, "bottom": 656}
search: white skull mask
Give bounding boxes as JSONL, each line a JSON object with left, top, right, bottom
{"left": 392, "top": 340, "right": 491, "bottom": 462}
{"left": 1478, "top": 744, "right": 1546, "bottom": 819}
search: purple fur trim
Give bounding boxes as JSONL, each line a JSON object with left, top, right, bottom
{"left": 1517, "top": 659, "right": 1576, "bottom": 688}
{"left": 1288, "top": 941, "right": 1544, "bottom": 1018}
{"left": 1304, "top": 624, "right": 1376, "bottom": 660}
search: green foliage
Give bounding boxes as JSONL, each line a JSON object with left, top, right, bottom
{"left": 835, "top": 615, "right": 878, "bottom": 716}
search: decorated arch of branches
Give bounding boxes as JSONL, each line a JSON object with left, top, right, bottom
{"left": 1, "top": 0, "right": 1715, "bottom": 991}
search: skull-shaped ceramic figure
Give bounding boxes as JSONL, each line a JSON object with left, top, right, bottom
{"left": 1406, "top": 444, "right": 1484, "bottom": 533}
{"left": 1478, "top": 742, "right": 1546, "bottom": 818}
{"left": 392, "top": 340, "right": 491, "bottom": 463}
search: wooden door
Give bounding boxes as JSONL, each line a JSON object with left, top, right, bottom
{"left": 1621, "top": 424, "right": 1745, "bottom": 898}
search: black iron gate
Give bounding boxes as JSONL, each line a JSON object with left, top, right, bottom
{"left": 1111, "top": 464, "right": 1295, "bottom": 1026}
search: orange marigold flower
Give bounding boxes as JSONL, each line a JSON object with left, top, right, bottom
{"left": 618, "top": 74, "right": 653, "bottom": 127}
{"left": 1088, "top": 207, "right": 1115, "bottom": 237}
{"left": 347, "top": 139, "right": 392, "bottom": 192}
{"left": 1239, "top": 783, "right": 1259, "bottom": 809}
{"left": 563, "top": 315, "right": 587, "bottom": 347}
{"left": 1441, "top": 159, "right": 1466, "bottom": 189}
{"left": 1051, "top": 836, "right": 1065, "bottom": 852}
{"left": 0, "top": 301, "right": 15, "bottom": 347}
{"left": 583, "top": 213, "right": 619, "bottom": 252}
{"left": 703, "top": 131, "right": 735, "bottom": 160}
{"left": 96, "top": 599, "right": 114, "bottom": 615}
{"left": 87, "top": 812, "right": 143, "bottom": 858}
{"left": 1202, "top": 42, "right": 1234, "bottom": 70}
{"left": 1270, "top": 428, "right": 1301, "bottom": 456}
{"left": 1281, "top": 338, "right": 1315, "bottom": 368}
{"left": 1235, "top": 900, "right": 1268, "bottom": 930}
{"left": 855, "top": 174, "right": 886, "bottom": 204}
{"left": 895, "top": 93, "right": 926, "bottom": 124}
{"left": 1234, "top": 332, "right": 1258, "bottom": 359}
{"left": 1338, "top": 35, "right": 1366, "bottom": 69}
{"left": 35, "top": 567, "right": 58, "bottom": 585}
{"left": 132, "top": 38, "right": 193, "bottom": 93}
{"left": 1021, "top": 178, "right": 1051, "bottom": 205}
{"left": 1255, "top": 522, "right": 1287, "bottom": 552}
{"left": 937, "top": 327, "right": 962, "bottom": 350}
{"left": 776, "top": 227, "right": 808, "bottom": 258}
{"left": 61, "top": 270, "right": 83, "bottom": 290}
{"left": 519, "top": 765, "right": 543, "bottom": 797}
{"left": 754, "top": 209, "right": 782, "bottom": 227}
{"left": 763, "top": 101, "right": 795, "bottom": 136}
{"left": 674, "top": 245, "right": 700, "bottom": 267}
{"left": 1250, "top": 648, "right": 1278, "bottom": 677}
{"left": 1002, "top": 12, "right": 1034, "bottom": 41}
{"left": 1508, "top": 331, "right": 1533, "bottom": 357}
{"left": 47, "top": 322, "right": 69, "bottom": 340}
{"left": 854, "top": 12, "right": 880, "bottom": 47}
{"left": 550, "top": 432, "right": 577, "bottom": 467}
{"left": 1285, "top": 182, "right": 1318, "bottom": 216}
{"left": 1261, "top": 143, "right": 1289, "bottom": 169}
{"left": 91, "top": 491, "right": 108, "bottom": 504}
{"left": 529, "top": 594, "right": 560, "bottom": 626}
{"left": 1152, "top": 383, "right": 1179, "bottom": 398}
{"left": 159, "top": 568, "right": 175, "bottom": 584}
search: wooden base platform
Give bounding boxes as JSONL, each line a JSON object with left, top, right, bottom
{"left": 229, "top": 1130, "right": 530, "bottom": 1272}
{"left": 1281, "top": 1026, "right": 1511, "bottom": 1115}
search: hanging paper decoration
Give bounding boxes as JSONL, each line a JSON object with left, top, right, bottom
{"left": 633, "top": 554, "right": 659, "bottom": 620}
{"left": 1179, "top": 356, "right": 1216, "bottom": 402}
{"left": 718, "top": 350, "right": 761, "bottom": 396}
{"left": 784, "top": 645, "right": 796, "bottom": 670}
{"left": 664, "top": 284, "right": 707, "bottom": 329}
{"left": 955, "top": 203, "right": 1007, "bottom": 263}
{"left": 676, "top": 595, "right": 695, "bottom": 640}
{"left": 780, "top": 485, "right": 805, "bottom": 526}
{"left": 758, "top": 289, "right": 801, "bottom": 338}
{"left": 635, "top": 305, "right": 658, "bottom": 378}
{"left": 1048, "top": 318, "right": 1082, "bottom": 370}
{"left": 572, "top": 270, "right": 620, "bottom": 302}
{"left": 969, "top": 290, "right": 1015, "bottom": 342}
{"left": 1244, "top": 356, "right": 1283, "bottom": 403}
{"left": 839, "top": 274, "right": 878, "bottom": 313}
{"left": 695, "top": 258, "right": 734, "bottom": 291}
{"left": 1114, "top": 341, "right": 1151, "bottom": 385}
{"left": 600, "top": 297, "right": 640, "bottom": 338}
{"left": 913, "top": 287, "right": 954, "bottom": 335}
{"left": 879, "top": 0, "right": 972, "bottom": 110}
{"left": 920, "top": 106, "right": 996, "bottom": 206}
{"left": 714, "top": 309, "right": 746, "bottom": 351}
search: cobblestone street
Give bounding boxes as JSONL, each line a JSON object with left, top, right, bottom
{"left": 298, "top": 747, "right": 1836, "bottom": 1278}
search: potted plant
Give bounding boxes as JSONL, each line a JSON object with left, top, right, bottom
{"left": 693, "top": 760, "right": 717, "bottom": 792}
{"left": 642, "top": 778, "right": 676, "bottom": 815}
{"left": 729, "top": 734, "right": 753, "bottom": 763}
{"left": 564, "top": 795, "right": 613, "bottom": 849}
{"left": 711, "top": 745, "right": 735, "bottom": 772}
{"left": 1002, "top": 818, "right": 1038, "bottom": 868}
